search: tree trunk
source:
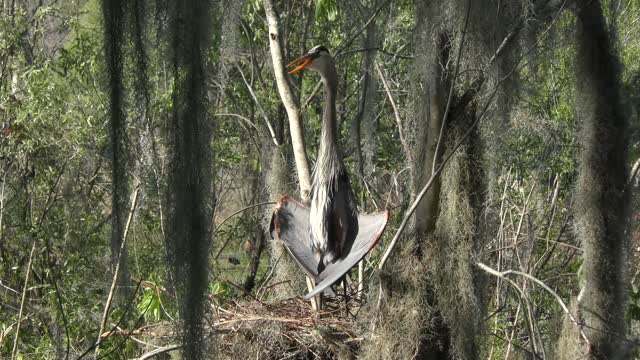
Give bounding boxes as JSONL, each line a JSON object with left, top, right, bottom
{"left": 359, "top": 12, "right": 379, "bottom": 181}
{"left": 412, "top": 32, "right": 449, "bottom": 360}
{"left": 263, "top": 0, "right": 312, "bottom": 202}
{"left": 243, "top": 229, "right": 265, "bottom": 293}
{"left": 560, "top": 1, "right": 629, "bottom": 359}
{"left": 164, "top": 0, "right": 216, "bottom": 357}
{"left": 259, "top": 107, "right": 306, "bottom": 298}
{"left": 102, "top": 0, "right": 130, "bottom": 302}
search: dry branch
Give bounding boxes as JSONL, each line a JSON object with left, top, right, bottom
{"left": 377, "top": 86, "right": 498, "bottom": 269}
{"left": 476, "top": 262, "right": 590, "bottom": 347}
{"left": 102, "top": 297, "right": 361, "bottom": 359}
{"left": 10, "top": 241, "right": 36, "bottom": 360}
{"left": 137, "top": 344, "right": 181, "bottom": 360}
{"left": 303, "top": 0, "right": 391, "bottom": 107}
{"left": 374, "top": 60, "right": 409, "bottom": 161}
{"left": 94, "top": 187, "right": 140, "bottom": 358}
{"left": 378, "top": 1, "right": 476, "bottom": 269}
{"left": 235, "top": 64, "right": 280, "bottom": 146}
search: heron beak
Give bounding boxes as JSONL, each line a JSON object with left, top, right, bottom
{"left": 287, "top": 54, "right": 313, "bottom": 74}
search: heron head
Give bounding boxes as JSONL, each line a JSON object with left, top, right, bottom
{"left": 287, "top": 45, "right": 333, "bottom": 75}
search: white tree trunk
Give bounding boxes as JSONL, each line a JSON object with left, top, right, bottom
{"left": 263, "top": 0, "right": 312, "bottom": 202}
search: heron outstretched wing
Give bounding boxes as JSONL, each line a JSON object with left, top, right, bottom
{"left": 303, "top": 210, "right": 388, "bottom": 300}
{"left": 271, "top": 196, "right": 389, "bottom": 300}
{"left": 270, "top": 196, "right": 319, "bottom": 279}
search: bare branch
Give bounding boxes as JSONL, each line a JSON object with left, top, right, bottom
{"left": 235, "top": 64, "right": 280, "bottom": 146}
{"left": 94, "top": 187, "right": 140, "bottom": 358}
{"left": 378, "top": 1, "right": 477, "bottom": 269}
{"left": 137, "top": 344, "right": 181, "bottom": 360}
{"left": 303, "top": 0, "right": 391, "bottom": 107}
{"left": 213, "top": 113, "right": 259, "bottom": 132}
{"left": 374, "top": 60, "right": 409, "bottom": 161}
{"left": 213, "top": 201, "right": 276, "bottom": 261}
{"left": 476, "top": 262, "right": 590, "bottom": 347}
{"left": 213, "top": 201, "right": 276, "bottom": 234}
{"left": 431, "top": 0, "right": 471, "bottom": 176}
{"left": 11, "top": 241, "right": 36, "bottom": 360}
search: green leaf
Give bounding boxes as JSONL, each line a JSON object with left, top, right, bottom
{"left": 315, "top": 0, "right": 338, "bottom": 22}
{"left": 137, "top": 288, "right": 161, "bottom": 322}
{"left": 209, "top": 281, "right": 232, "bottom": 298}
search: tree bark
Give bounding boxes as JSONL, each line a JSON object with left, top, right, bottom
{"left": 263, "top": 0, "right": 312, "bottom": 202}
{"left": 414, "top": 59, "right": 445, "bottom": 236}
{"left": 102, "top": 0, "right": 130, "bottom": 302}
{"left": 359, "top": 14, "right": 379, "bottom": 180}
{"left": 165, "top": 0, "right": 216, "bottom": 357}
{"left": 263, "top": 109, "right": 305, "bottom": 299}
{"left": 562, "top": 1, "right": 629, "bottom": 359}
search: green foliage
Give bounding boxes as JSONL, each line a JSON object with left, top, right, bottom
{"left": 628, "top": 284, "right": 640, "bottom": 321}
{"left": 315, "top": 0, "right": 338, "bottom": 22}
{"left": 210, "top": 280, "right": 233, "bottom": 299}
{"left": 1, "top": 0, "right": 639, "bottom": 358}
{"left": 138, "top": 286, "right": 162, "bottom": 322}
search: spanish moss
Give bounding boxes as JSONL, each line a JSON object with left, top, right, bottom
{"left": 165, "top": 0, "right": 217, "bottom": 357}
{"left": 102, "top": 0, "right": 131, "bottom": 300}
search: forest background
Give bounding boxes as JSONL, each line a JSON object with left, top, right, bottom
{"left": 1, "top": 0, "right": 639, "bottom": 359}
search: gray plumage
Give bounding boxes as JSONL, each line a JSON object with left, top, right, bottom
{"left": 270, "top": 46, "right": 389, "bottom": 299}
{"left": 302, "top": 46, "right": 359, "bottom": 272}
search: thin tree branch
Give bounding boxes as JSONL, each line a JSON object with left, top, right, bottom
{"left": 213, "top": 201, "right": 276, "bottom": 261}
{"left": 374, "top": 60, "right": 409, "bottom": 161}
{"left": 477, "top": 262, "right": 590, "bottom": 347}
{"left": 335, "top": 0, "right": 391, "bottom": 55}
{"left": 10, "top": 240, "right": 36, "bottom": 360}
{"left": 341, "top": 47, "right": 413, "bottom": 60}
{"left": 213, "top": 201, "right": 276, "bottom": 234}
{"left": 431, "top": 0, "right": 471, "bottom": 176}
{"left": 94, "top": 187, "right": 140, "bottom": 358}
{"left": 303, "top": 0, "right": 391, "bottom": 107}
{"left": 378, "top": 74, "right": 500, "bottom": 269}
{"left": 213, "top": 113, "right": 260, "bottom": 132}
{"left": 235, "top": 64, "right": 280, "bottom": 146}
{"left": 478, "top": 262, "right": 539, "bottom": 358}
{"left": 377, "top": 0, "right": 565, "bottom": 270}
{"left": 137, "top": 344, "right": 181, "bottom": 360}
{"left": 378, "top": 0, "right": 476, "bottom": 269}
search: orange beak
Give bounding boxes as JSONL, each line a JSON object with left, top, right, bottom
{"left": 287, "top": 54, "right": 313, "bottom": 74}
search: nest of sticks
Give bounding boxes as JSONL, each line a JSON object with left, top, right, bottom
{"left": 106, "top": 292, "right": 369, "bottom": 359}
{"left": 212, "top": 295, "right": 365, "bottom": 359}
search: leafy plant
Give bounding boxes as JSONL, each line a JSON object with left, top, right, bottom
{"left": 315, "top": 0, "right": 338, "bottom": 22}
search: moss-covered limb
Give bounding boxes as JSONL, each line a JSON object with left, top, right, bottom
{"left": 102, "top": 0, "right": 131, "bottom": 303}
{"left": 164, "top": 0, "right": 217, "bottom": 357}
{"left": 569, "top": 0, "right": 630, "bottom": 358}
{"left": 429, "top": 124, "right": 484, "bottom": 360}
{"left": 560, "top": 1, "right": 628, "bottom": 359}
{"left": 359, "top": 245, "right": 431, "bottom": 360}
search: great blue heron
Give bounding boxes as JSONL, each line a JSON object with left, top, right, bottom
{"left": 289, "top": 45, "right": 359, "bottom": 273}
{"left": 270, "top": 46, "right": 388, "bottom": 300}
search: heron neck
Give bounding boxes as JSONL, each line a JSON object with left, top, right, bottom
{"left": 319, "top": 66, "right": 339, "bottom": 159}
